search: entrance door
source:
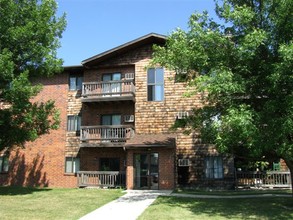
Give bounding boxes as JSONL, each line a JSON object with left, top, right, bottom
{"left": 134, "top": 153, "right": 159, "bottom": 189}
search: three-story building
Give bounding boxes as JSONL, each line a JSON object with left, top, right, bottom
{"left": 0, "top": 33, "right": 235, "bottom": 189}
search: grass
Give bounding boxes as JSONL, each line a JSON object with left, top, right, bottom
{"left": 174, "top": 188, "right": 292, "bottom": 196}
{"left": 0, "top": 186, "right": 124, "bottom": 220}
{"left": 138, "top": 196, "right": 293, "bottom": 220}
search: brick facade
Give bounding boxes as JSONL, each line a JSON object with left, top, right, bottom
{"left": 0, "top": 73, "right": 78, "bottom": 187}
{"left": 0, "top": 33, "right": 236, "bottom": 189}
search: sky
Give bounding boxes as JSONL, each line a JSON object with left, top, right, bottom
{"left": 56, "top": 0, "right": 219, "bottom": 66}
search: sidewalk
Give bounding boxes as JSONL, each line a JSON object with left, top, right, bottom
{"left": 79, "top": 190, "right": 291, "bottom": 220}
{"left": 79, "top": 190, "right": 172, "bottom": 220}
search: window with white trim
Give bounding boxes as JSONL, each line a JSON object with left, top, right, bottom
{"left": 67, "top": 115, "right": 81, "bottom": 131}
{"left": 205, "top": 156, "right": 223, "bottom": 179}
{"left": 147, "top": 68, "right": 164, "bottom": 101}
{"left": 65, "top": 157, "right": 80, "bottom": 173}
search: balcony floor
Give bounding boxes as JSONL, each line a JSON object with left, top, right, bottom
{"left": 80, "top": 141, "right": 126, "bottom": 148}
{"left": 81, "top": 95, "right": 135, "bottom": 103}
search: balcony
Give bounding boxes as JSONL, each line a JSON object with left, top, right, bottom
{"left": 80, "top": 125, "right": 135, "bottom": 147}
{"left": 77, "top": 171, "right": 126, "bottom": 188}
{"left": 81, "top": 80, "right": 135, "bottom": 102}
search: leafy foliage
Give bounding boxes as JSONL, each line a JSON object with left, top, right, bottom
{"left": 0, "top": 0, "right": 66, "bottom": 151}
{"left": 153, "top": 0, "right": 293, "bottom": 172}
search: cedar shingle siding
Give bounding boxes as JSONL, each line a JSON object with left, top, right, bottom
{"left": 0, "top": 34, "right": 234, "bottom": 189}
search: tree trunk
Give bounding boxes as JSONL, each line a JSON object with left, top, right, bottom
{"left": 283, "top": 158, "right": 293, "bottom": 197}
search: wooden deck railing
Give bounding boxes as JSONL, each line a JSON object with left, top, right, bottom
{"left": 82, "top": 80, "right": 135, "bottom": 97}
{"left": 77, "top": 171, "right": 126, "bottom": 188}
{"left": 80, "top": 125, "right": 134, "bottom": 142}
{"left": 235, "top": 171, "right": 291, "bottom": 188}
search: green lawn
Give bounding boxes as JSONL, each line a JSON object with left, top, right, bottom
{"left": 138, "top": 196, "right": 293, "bottom": 220}
{"left": 174, "top": 188, "right": 292, "bottom": 196}
{"left": 0, "top": 187, "right": 124, "bottom": 220}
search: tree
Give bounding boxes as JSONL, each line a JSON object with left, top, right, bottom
{"left": 153, "top": 0, "right": 293, "bottom": 191}
{"left": 0, "top": 0, "right": 66, "bottom": 151}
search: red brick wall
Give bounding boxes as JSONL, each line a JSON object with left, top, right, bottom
{"left": 0, "top": 73, "right": 78, "bottom": 188}
{"left": 126, "top": 148, "right": 175, "bottom": 190}
{"left": 82, "top": 102, "right": 134, "bottom": 126}
{"left": 80, "top": 148, "right": 126, "bottom": 171}
{"left": 83, "top": 66, "right": 135, "bottom": 83}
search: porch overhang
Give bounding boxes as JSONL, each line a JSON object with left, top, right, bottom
{"left": 124, "top": 134, "right": 176, "bottom": 149}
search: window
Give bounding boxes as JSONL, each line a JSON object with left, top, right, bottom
{"left": 147, "top": 68, "right": 164, "bottom": 101}
{"left": 102, "top": 73, "right": 121, "bottom": 81}
{"left": 0, "top": 155, "right": 9, "bottom": 172}
{"left": 69, "top": 74, "right": 83, "bottom": 90}
{"left": 100, "top": 158, "right": 120, "bottom": 171}
{"left": 205, "top": 156, "right": 223, "bottom": 179}
{"left": 65, "top": 157, "right": 80, "bottom": 173}
{"left": 101, "top": 114, "right": 121, "bottom": 125}
{"left": 67, "top": 115, "right": 81, "bottom": 131}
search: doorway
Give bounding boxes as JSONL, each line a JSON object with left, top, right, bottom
{"left": 134, "top": 153, "right": 159, "bottom": 189}
{"left": 102, "top": 73, "right": 121, "bottom": 96}
{"left": 101, "top": 114, "right": 121, "bottom": 141}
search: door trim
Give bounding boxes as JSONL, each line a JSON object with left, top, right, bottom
{"left": 133, "top": 153, "right": 159, "bottom": 190}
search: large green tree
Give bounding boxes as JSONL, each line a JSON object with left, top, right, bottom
{"left": 0, "top": 0, "right": 66, "bottom": 151}
{"left": 153, "top": 0, "right": 293, "bottom": 189}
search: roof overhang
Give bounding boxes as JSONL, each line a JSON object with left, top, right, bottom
{"left": 81, "top": 33, "right": 166, "bottom": 67}
{"left": 63, "top": 65, "right": 84, "bottom": 72}
{"left": 125, "top": 133, "right": 176, "bottom": 149}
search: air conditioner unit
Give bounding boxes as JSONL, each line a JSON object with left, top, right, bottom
{"left": 178, "top": 159, "right": 191, "bottom": 167}
{"left": 125, "top": 73, "right": 135, "bottom": 79}
{"left": 177, "top": 111, "right": 189, "bottom": 119}
{"left": 124, "top": 115, "right": 134, "bottom": 122}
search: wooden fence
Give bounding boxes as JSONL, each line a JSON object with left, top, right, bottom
{"left": 77, "top": 171, "right": 126, "bottom": 188}
{"left": 235, "top": 171, "right": 291, "bottom": 188}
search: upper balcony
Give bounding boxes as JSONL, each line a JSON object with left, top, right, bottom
{"left": 81, "top": 79, "right": 135, "bottom": 102}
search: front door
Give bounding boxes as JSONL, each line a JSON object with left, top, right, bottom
{"left": 134, "top": 153, "right": 159, "bottom": 189}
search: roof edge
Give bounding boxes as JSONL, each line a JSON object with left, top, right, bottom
{"left": 81, "top": 33, "right": 166, "bottom": 65}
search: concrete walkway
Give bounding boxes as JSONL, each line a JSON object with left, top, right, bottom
{"left": 79, "top": 190, "right": 172, "bottom": 220}
{"left": 79, "top": 190, "right": 292, "bottom": 220}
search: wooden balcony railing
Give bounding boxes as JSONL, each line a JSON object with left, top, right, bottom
{"left": 77, "top": 171, "right": 126, "bottom": 188}
{"left": 235, "top": 171, "right": 291, "bottom": 188}
{"left": 82, "top": 80, "right": 135, "bottom": 101}
{"left": 80, "top": 125, "right": 134, "bottom": 143}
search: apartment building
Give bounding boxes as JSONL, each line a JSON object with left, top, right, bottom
{"left": 0, "top": 33, "right": 235, "bottom": 189}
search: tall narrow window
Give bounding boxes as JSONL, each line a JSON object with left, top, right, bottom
{"left": 69, "top": 74, "right": 83, "bottom": 90}
{"left": 65, "top": 157, "right": 80, "bottom": 173}
{"left": 67, "top": 115, "right": 81, "bottom": 131}
{"left": 147, "top": 68, "right": 164, "bottom": 101}
{"left": 0, "top": 155, "right": 9, "bottom": 173}
{"left": 205, "top": 156, "right": 223, "bottom": 179}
